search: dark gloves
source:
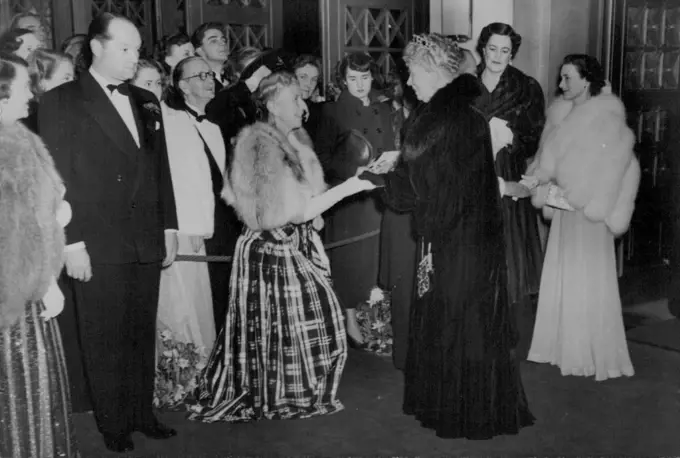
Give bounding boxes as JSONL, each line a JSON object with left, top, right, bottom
{"left": 358, "top": 170, "right": 386, "bottom": 187}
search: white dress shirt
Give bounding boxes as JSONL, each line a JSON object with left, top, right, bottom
{"left": 89, "top": 67, "right": 140, "bottom": 147}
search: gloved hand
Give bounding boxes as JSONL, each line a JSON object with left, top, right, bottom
{"left": 358, "top": 170, "right": 386, "bottom": 188}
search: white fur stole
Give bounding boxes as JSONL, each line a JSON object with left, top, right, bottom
{"left": 529, "top": 93, "right": 640, "bottom": 235}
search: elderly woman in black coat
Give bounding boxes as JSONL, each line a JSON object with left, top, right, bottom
{"left": 359, "top": 33, "right": 534, "bottom": 440}
{"left": 315, "top": 52, "right": 396, "bottom": 346}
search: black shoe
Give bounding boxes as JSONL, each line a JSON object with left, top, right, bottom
{"left": 136, "top": 422, "right": 177, "bottom": 440}
{"left": 348, "top": 335, "right": 368, "bottom": 350}
{"left": 103, "top": 434, "right": 134, "bottom": 453}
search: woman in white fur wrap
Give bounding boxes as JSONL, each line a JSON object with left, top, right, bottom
{"left": 525, "top": 54, "right": 639, "bottom": 381}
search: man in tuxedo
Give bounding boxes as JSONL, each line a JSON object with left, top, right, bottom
{"left": 38, "top": 13, "right": 179, "bottom": 453}
{"left": 191, "top": 22, "right": 228, "bottom": 91}
{"left": 172, "top": 56, "right": 242, "bottom": 329}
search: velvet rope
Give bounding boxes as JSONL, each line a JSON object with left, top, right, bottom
{"left": 174, "top": 229, "right": 381, "bottom": 263}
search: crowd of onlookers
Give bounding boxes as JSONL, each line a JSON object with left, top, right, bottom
{"left": 0, "top": 10, "right": 641, "bottom": 456}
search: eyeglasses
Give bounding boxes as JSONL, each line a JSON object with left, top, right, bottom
{"left": 182, "top": 71, "right": 215, "bottom": 82}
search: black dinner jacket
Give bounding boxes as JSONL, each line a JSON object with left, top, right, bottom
{"left": 38, "top": 72, "right": 178, "bottom": 264}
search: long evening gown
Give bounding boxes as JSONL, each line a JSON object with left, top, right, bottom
{"left": 381, "top": 74, "right": 534, "bottom": 440}
{"left": 475, "top": 65, "right": 546, "bottom": 359}
{"left": 0, "top": 302, "right": 78, "bottom": 457}
{"left": 528, "top": 209, "right": 635, "bottom": 381}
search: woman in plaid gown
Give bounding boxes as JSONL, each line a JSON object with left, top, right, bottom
{"left": 189, "top": 72, "right": 376, "bottom": 422}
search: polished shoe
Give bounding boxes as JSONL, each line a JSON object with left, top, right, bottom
{"left": 103, "top": 434, "right": 134, "bottom": 453}
{"left": 136, "top": 422, "right": 177, "bottom": 440}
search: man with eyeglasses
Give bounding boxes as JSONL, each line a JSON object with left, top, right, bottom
{"left": 169, "top": 55, "right": 241, "bottom": 330}
{"left": 191, "top": 22, "right": 229, "bottom": 92}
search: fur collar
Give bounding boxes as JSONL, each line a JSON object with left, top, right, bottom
{"left": 0, "top": 123, "right": 65, "bottom": 328}
{"left": 401, "top": 74, "right": 482, "bottom": 161}
{"left": 224, "top": 122, "right": 326, "bottom": 231}
{"left": 531, "top": 92, "right": 640, "bottom": 234}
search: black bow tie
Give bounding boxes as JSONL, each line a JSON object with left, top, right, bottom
{"left": 106, "top": 83, "right": 130, "bottom": 96}
{"left": 185, "top": 106, "right": 207, "bottom": 123}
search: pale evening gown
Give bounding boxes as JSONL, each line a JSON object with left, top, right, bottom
{"left": 527, "top": 208, "right": 634, "bottom": 381}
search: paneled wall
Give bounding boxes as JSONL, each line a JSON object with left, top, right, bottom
{"left": 513, "top": 0, "right": 597, "bottom": 100}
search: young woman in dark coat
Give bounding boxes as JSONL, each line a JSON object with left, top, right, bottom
{"left": 315, "top": 52, "right": 396, "bottom": 346}
{"left": 359, "top": 33, "right": 534, "bottom": 440}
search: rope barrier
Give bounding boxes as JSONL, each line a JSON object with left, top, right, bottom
{"left": 174, "top": 229, "right": 381, "bottom": 263}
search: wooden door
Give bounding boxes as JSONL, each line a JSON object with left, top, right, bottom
{"left": 609, "top": 0, "right": 680, "bottom": 271}
{"left": 320, "top": 0, "right": 417, "bottom": 91}
{"left": 185, "top": 0, "right": 283, "bottom": 52}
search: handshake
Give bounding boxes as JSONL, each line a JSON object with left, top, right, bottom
{"left": 357, "top": 170, "right": 386, "bottom": 188}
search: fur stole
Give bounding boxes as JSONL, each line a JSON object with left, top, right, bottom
{"left": 0, "top": 123, "right": 65, "bottom": 329}
{"left": 529, "top": 92, "right": 640, "bottom": 235}
{"left": 401, "top": 74, "right": 482, "bottom": 161}
{"left": 223, "top": 122, "right": 327, "bottom": 231}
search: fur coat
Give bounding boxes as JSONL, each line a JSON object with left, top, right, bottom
{"left": 0, "top": 123, "right": 65, "bottom": 329}
{"left": 223, "top": 122, "right": 327, "bottom": 231}
{"left": 529, "top": 91, "right": 640, "bottom": 236}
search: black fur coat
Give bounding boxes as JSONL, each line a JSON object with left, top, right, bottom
{"left": 0, "top": 123, "right": 65, "bottom": 329}
{"left": 382, "top": 74, "right": 514, "bottom": 356}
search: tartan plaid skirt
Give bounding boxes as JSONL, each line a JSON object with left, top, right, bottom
{"left": 190, "top": 222, "right": 348, "bottom": 422}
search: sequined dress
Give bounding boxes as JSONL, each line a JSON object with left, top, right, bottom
{"left": 0, "top": 301, "right": 78, "bottom": 457}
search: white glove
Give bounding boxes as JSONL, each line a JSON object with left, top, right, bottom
{"left": 42, "top": 276, "right": 64, "bottom": 320}
{"left": 489, "top": 117, "right": 514, "bottom": 160}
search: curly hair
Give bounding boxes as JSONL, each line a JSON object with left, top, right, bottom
{"left": 476, "top": 22, "right": 522, "bottom": 63}
{"left": 254, "top": 71, "right": 299, "bottom": 121}
{"left": 0, "top": 28, "right": 35, "bottom": 56}
{"left": 403, "top": 33, "right": 464, "bottom": 77}
{"left": 28, "top": 49, "right": 73, "bottom": 96}
{"left": 132, "top": 58, "right": 169, "bottom": 100}
{"left": 557, "top": 54, "right": 607, "bottom": 97}
{"left": 0, "top": 53, "right": 28, "bottom": 103}
{"left": 334, "top": 52, "right": 381, "bottom": 90}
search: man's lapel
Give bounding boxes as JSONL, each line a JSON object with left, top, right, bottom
{"left": 78, "top": 72, "right": 139, "bottom": 156}
{"left": 128, "top": 85, "right": 164, "bottom": 152}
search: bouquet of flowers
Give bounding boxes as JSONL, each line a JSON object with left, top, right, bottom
{"left": 356, "top": 287, "right": 393, "bottom": 356}
{"left": 154, "top": 329, "right": 207, "bottom": 410}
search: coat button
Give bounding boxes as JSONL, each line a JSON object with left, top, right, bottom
{"left": 363, "top": 127, "right": 369, "bottom": 135}
{"left": 376, "top": 127, "right": 383, "bottom": 134}
{"left": 131, "top": 203, "right": 137, "bottom": 209}
{"left": 116, "top": 175, "right": 122, "bottom": 182}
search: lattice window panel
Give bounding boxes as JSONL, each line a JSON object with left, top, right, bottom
{"left": 206, "top": 0, "right": 267, "bottom": 7}
{"left": 91, "top": 0, "right": 148, "bottom": 30}
{"left": 175, "top": 0, "right": 187, "bottom": 33}
{"left": 226, "top": 24, "right": 267, "bottom": 52}
{"left": 624, "top": 1, "right": 680, "bottom": 90}
{"left": 9, "top": 0, "right": 54, "bottom": 48}
{"left": 343, "top": 6, "right": 408, "bottom": 80}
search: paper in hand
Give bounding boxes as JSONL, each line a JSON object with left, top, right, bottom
{"left": 546, "top": 184, "right": 575, "bottom": 211}
{"left": 366, "top": 150, "right": 400, "bottom": 174}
